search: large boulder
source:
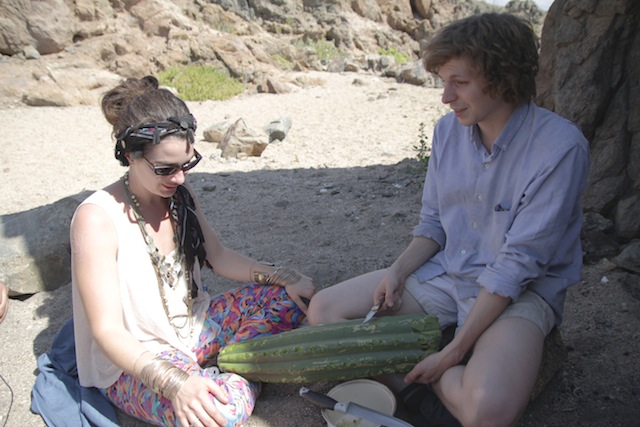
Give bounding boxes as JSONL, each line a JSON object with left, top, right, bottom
{"left": 0, "top": 194, "right": 88, "bottom": 295}
{"left": 536, "top": 0, "right": 640, "bottom": 241}
{"left": 0, "top": 0, "right": 75, "bottom": 56}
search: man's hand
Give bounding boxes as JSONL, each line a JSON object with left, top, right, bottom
{"left": 373, "top": 269, "right": 405, "bottom": 312}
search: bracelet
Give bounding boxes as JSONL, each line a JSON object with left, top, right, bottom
{"left": 139, "top": 356, "right": 190, "bottom": 400}
{"left": 133, "top": 350, "right": 151, "bottom": 376}
{"left": 251, "top": 261, "right": 274, "bottom": 285}
{"left": 266, "top": 266, "right": 302, "bottom": 287}
{"left": 251, "top": 262, "right": 301, "bottom": 287}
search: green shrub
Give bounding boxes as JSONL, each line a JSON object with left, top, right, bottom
{"left": 379, "top": 47, "right": 410, "bottom": 65}
{"left": 272, "top": 54, "right": 294, "bottom": 70}
{"left": 292, "top": 38, "right": 342, "bottom": 62}
{"left": 157, "top": 65, "right": 245, "bottom": 101}
{"left": 414, "top": 122, "right": 431, "bottom": 172}
{"left": 314, "top": 39, "right": 340, "bottom": 62}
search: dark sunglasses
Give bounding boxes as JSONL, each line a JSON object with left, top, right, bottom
{"left": 142, "top": 149, "right": 202, "bottom": 176}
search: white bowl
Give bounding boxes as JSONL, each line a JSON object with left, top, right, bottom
{"left": 321, "top": 379, "right": 397, "bottom": 427}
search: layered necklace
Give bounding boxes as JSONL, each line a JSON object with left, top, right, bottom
{"left": 122, "top": 172, "right": 194, "bottom": 340}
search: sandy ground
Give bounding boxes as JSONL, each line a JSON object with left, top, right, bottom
{"left": 0, "top": 71, "right": 638, "bottom": 427}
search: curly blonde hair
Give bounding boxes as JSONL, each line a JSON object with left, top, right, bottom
{"left": 422, "top": 13, "right": 539, "bottom": 105}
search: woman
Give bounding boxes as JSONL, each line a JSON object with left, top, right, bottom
{"left": 0, "top": 281, "right": 8, "bottom": 324}
{"left": 71, "top": 76, "right": 315, "bottom": 427}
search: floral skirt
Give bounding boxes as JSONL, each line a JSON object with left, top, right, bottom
{"left": 103, "top": 283, "right": 304, "bottom": 427}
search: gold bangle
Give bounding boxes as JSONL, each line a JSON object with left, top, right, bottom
{"left": 266, "top": 266, "right": 302, "bottom": 287}
{"left": 251, "top": 261, "right": 275, "bottom": 285}
{"left": 133, "top": 350, "right": 151, "bottom": 376}
{"left": 139, "top": 356, "right": 189, "bottom": 400}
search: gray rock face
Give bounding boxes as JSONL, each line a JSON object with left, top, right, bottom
{"left": 536, "top": 0, "right": 640, "bottom": 242}
{"left": 0, "top": 0, "right": 75, "bottom": 55}
{"left": 0, "top": 194, "right": 87, "bottom": 295}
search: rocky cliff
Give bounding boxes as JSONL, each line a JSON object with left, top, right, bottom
{"left": 0, "top": 0, "right": 543, "bottom": 106}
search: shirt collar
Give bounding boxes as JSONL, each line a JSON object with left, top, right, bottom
{"left": 468, "top": 101, "right": 531, "bottom": 154}
{"left": 492, "top": 101, "right": 531, "bottom": 152}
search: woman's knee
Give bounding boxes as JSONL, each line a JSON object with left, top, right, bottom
{"left": 213, "top": 373, "right": 259, "bottom": 426}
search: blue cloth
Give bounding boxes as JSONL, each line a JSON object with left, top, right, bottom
{"left": 412, "top": 101, "right": 590, "bottom": 325}
{"left": 31, "top": 318, "right": 119, "bottom": 427}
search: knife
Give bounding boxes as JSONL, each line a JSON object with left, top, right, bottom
{"left": 299, "top": 387, "right": 414, "bottom": 427}
{"left": 362, "top": 304, "right": 380, "bottom": 323}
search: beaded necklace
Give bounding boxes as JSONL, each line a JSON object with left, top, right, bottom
{"left": 122, "top": 172, "right": 194, "bottom": 340}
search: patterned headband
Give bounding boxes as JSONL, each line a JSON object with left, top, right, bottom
{"left": 114, "top": 114, "right": 197, "bottom": 165}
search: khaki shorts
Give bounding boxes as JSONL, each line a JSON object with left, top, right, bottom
{"left": 404, "top": 274, "right": 556, "bottom": 336}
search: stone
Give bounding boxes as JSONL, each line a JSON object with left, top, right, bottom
{"left": 612, "top": 240, "right": 640, "bottom": 274}
{"left": 219, "top": 118, "right": 269, "bottom": 159}
{"left": 264, "top": 117, "right": 292, "bottom": 142}
{"left": 203, "top": 120, "right": 233, "bottom": 144}
{"left": 614, "top": 195, "right": 640, "bottom": 239}
{"left": 28, "top": 0, "right": 75, "bottom": 55}
{"left": 537, "top": 0, "right": 640, "bottom": 243}
{"left": 0, "top": 194, "right": 88, "bottom": 295}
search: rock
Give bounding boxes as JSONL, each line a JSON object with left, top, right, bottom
{"left": 582, "top": 231, "right": 621, "bottom": 264}
{"left": 264, "top": 117, "right": 293, "bottom": 142}
{"left": 23, "top": 45, "right": 41, "bottom": 59}
{"left": 203, "top": 120, "right": 234, "bottom": 144}
{"left": 22, "top": 65, "right": 122, "bottom": 106}
{"left": 396, "top": 60, "right": 433, "bottom": 86}
{"left": 219, "top": 118, "right": 269, "bottom": 158}
{"left": 0, "top": 194, "right": 89, "bottom": 295}
{"left": 256, "top": 77, "right": 298, "bottom": 94}
{"left": 612, "top": 240, "right": 640, "bottom": 274}
{"left": 28, "top": 0, "right": 75, "bottom": 55}
{"left": 614, "top": 195, "right": 640, "bottom": 240}
{"left": 622, "top": 272, "right": 640, "bottom": 301}
{"left": 536, "top": 0, "right": 640, "bottom": 242}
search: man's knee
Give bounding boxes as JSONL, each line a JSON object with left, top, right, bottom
{"left": 306, "top": 292, "right": 333, "bottom": 325}
{"left": 458, "top": 385, "right": 524, "bottom": 427}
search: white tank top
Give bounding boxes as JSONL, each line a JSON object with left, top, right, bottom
{"left": 72, "top": 189, "right": 211, "bottom": 388}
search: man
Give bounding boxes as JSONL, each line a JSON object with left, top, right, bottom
{"left": 307, "top": 13, "right": 589, "bottom": 427}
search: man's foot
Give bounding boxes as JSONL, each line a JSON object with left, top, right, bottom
{"left": 399, "top": 383, "right": 462, "bottom": 427}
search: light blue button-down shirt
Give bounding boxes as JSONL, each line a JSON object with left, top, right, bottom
{"left": 412, "top": 101, "right": 589, "bottom": 325}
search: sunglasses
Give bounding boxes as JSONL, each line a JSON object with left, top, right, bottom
{"left": 142, "top": 149, "right": 202, "bottom": 176}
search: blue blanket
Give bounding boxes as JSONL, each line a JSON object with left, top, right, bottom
{"left": 31, "top": 318, "right": 119, "bottom": 427}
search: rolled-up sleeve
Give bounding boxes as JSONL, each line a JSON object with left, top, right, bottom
{"left": 410, "top": 104, "right": 589, "bottom": 321}
{"left": 478, "top": 140, "right": 589, "bottom": 300}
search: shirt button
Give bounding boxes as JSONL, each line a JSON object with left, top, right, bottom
{"left": 485, "top": 163, "right": 491, "bottom": 169}
{"left": 472, "top": 222, "right": 477, "bottom": 228}
{"left": 461, "top": 249, "right": 466, "bottom": 255}
{"left": 477, "top": 195, "right": 483, "bottom": 201}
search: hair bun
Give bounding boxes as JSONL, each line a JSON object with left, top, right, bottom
{"left": 142, "top": 76, "right": 159, "bottom": 89}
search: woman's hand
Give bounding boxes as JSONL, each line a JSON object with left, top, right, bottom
{"left": 0, "top": 281, "right": 8, "bottom": 324}
{"left": 173, "top": 376, "right": 230, "bottom": 427}
{"left": 284, "top": 273, "right": 316, "bottom": 314}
